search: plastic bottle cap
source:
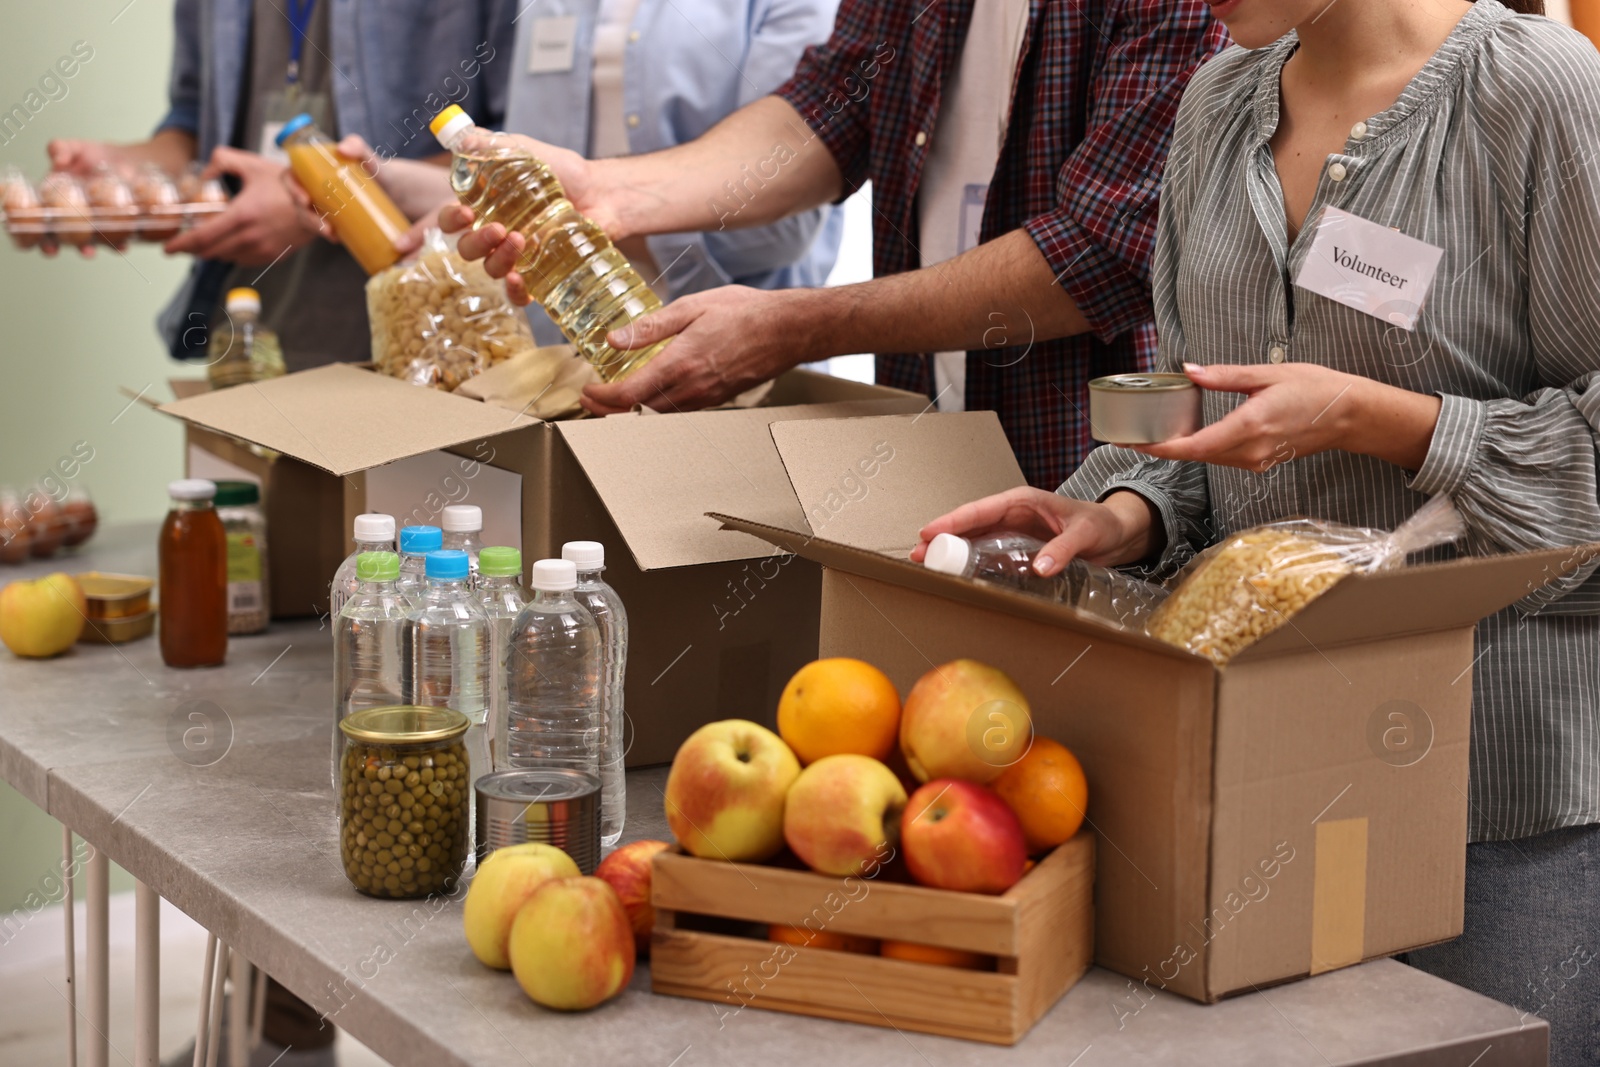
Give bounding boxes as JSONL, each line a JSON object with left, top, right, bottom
{"left": 399, "top": 525, "right": 442, "bottom": 554}
{"left": 356, "top": 551, "right": 401, "bottom": 582}
{"left": 212, "top": 480, "right": 260, "bottom": 507}
{"left": 922, "top": 533, "right": 971, "bottom": 576}
{"left": 425, "top": 549, "right": 471, "bottom": 581}
{"left": 167, "top": 478, "right": 217, "bottom": 502}
{"left": 430, "top": 106, "right": 473, "bottom": 145}
{"left": 561, "top": 540, "right": 605, "bottom": 568}
{"left": 478, "top": 546, "right": 522, "bottom": 577}
{"left": 274, "top": 113, "right": 315, "bottom": 146}
{"left": 353, "top": 513, "right": 396, "bottom": 541}
{"left": 224, "top": 287, "right": 261, "bottom": 315}
{"left": 441, "top": 504, "right": 482, "bottom": 533}
{"left": 529, "top": 558, "right": 577, "bottom": 592}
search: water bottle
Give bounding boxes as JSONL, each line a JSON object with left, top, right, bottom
{"left": 476, "top": 546, "right": 526, "bottom": 771}
{"left": 430, "top": 105, "right": 671, "bottom": 382}
{"left": 922, "top": 532, "right": 1168, "bottom": 629}
{"left": 563, "top": 541, "right": 628, "bottom": 847}
{"left": 330, "top": 513, "right": 397, "bottom": 618}
{"left": 441, "top": 504, "right": 484, "bottom": 584}
{"left": 396, "top": 525, "right": 442, "bottom": 603}
{"left": 403, "top": 549, "right": 491, "bottom": 794}
{"left": 332, "top": 551, "right": 408, "bottom": 786}
{"left": 503, "top": 559, "right": 601, "bottom": 778}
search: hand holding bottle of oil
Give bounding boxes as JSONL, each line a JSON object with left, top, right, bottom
{"left": 429, "top": 106, "right": 670, "bottom": 382}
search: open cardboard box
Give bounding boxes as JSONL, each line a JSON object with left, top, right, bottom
{"left": 157, "top": 363, "right": 927, "bottom": 765}
{"left": 711, "top": 411, "right": 1594, "bottom": 1003}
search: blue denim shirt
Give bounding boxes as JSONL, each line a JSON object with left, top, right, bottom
{"left": 505, "top": 0, "right": 842, "bottom": 313}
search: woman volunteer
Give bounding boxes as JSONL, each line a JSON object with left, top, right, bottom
{"left": 915, "top": 0, "right": 1600, "bottom": 1060}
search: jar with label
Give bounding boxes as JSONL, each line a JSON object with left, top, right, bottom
{"left": 214, "top": 480, "right": 269, "bottom": 634}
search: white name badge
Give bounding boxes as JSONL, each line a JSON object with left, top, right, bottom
{"left": 1293, "top": 206, "right": 1443, "bottom": 331}
{"left": 527, "top": 15, "right": 579, "bottom": 73}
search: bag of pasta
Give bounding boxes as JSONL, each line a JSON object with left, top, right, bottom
{"left": 366, "top": 228, "right": 538, "bottom": 391}
{"left": 1148, "top": 495, "right": 1467, "bottom": 665}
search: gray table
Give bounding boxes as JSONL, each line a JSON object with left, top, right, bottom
{"left": 0, "top": 525, "right": 1549, "bottom": 1066}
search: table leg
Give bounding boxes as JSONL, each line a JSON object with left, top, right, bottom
{"left": 192, "top": 934, "right": 217, "bottom": 1067}
{"left": 85, "top": 845, "right": 109, "bottom": 1067}
{"left": 249, "top": 963, "right": 266, "bottom": 1050}
{"left": 203, "top": 945, "right": 228, "bottom": 1067}
{"left": 63, "top": 827, "right": 77, "bottom": 1067}
{"left": 228, "top": 947, "right": 249, "bottom": 1067}
{"left": 134, "top": 881, "right": 160, "bottom": 1067}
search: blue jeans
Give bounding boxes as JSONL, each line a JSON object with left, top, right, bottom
{"left": 1405, "top": 824, "right": 1600, "bottom": 1067}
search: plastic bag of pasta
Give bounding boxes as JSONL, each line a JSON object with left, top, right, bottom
{"left": 366, "top": 228, "right": 538, "bottom": 391}
{"left": 1147, "top": 495, "right": 1467, "bottom": 665}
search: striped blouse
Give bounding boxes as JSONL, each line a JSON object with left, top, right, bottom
{"left": 1063, "top": 0, "right": 1600, "bottom": 842}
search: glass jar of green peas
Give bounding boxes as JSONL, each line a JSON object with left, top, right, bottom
{"left": 337, "top": 706, "right": 470, "bottom": 899}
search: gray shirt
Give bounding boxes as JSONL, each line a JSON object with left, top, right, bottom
{"left": 1064, "top": 0, "right": 1600, "bottom": 842}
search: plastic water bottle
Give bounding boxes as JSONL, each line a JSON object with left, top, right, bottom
{"left": 332, "top": 551, "right": 408, "bottom": 786}
{"left": 563, "top": 541, "right": 628, "bottom": 846}
{"left": 404, "top": 549, "right": 491, "bottom": 793}
{"left": 330, "top": 513, "right": 397, "bottom": 619}
{"left": 476, "top": 546, "right": 526, "bottom": 771}
{"left": 441, "top": 504, "right": 484, "bottom": 584}
{"left": 922, "top": 532, "right": 1169, "bottom": 629}
{"left": 503, "top": 559, "right": 601, "bottom": 778}
{"left": 396, "top": 525, "right": 442, "bottom": 603}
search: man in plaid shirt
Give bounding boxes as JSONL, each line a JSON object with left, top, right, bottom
{"left": 453, "top": 0, "right": 1225, "bottom": 489}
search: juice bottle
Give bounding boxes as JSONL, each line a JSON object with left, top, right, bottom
{"left": 207, "top": 288, "right": 285, "bottom": 389}
{"left": 429, "top": 105, "right": 670, "bottom": 381}
{"left": 275, "top": 113, "right": 411, "bottom": 275}
{"left": 159, "top": 479, "right": 228, "bottom": 668}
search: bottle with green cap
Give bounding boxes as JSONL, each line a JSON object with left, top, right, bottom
{"left": 333, "top": 550, "right": 409, "bottom": 784}
{"left": 476, "top": 546, "right": 526, "bottom": 769}
{"left": 206, "top": 287, "right": 284, "bottom": 390}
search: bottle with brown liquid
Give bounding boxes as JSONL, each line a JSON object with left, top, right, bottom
{"left": 429, "top": 105, "right": 670, "bottom": 382}
{"left": 159, "top": 479, "right": 228, "bottom": 667}
{"left": 276, "top": 113, "right": 411, "bottom": 275}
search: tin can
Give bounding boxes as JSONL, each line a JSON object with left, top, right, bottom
{"left": 1088, "top": 373, "right": 1201, "bottom": 444}
{"left": 474, "top": 769, "right": 601, "bottom": 873}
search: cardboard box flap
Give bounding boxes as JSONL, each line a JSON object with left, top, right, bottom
{"left": 555, "top": 398, "right": 926, "bottom": 571}
{"left": 770, "top": 411, "right": 1026, "bottom": 553}
{"left": 1234, "top": 542, "right": 1600, "bottom": 660}
{"left": 157, "top": 364, "right": 536, "bottom": 477}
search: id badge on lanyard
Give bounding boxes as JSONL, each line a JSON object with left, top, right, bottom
{"left": 259, "top": 0, "right": 332, "bottom": 163}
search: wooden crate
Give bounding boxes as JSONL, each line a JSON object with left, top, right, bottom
{"left": 649, "top": 833, "right": 1094, "bottom": 1045}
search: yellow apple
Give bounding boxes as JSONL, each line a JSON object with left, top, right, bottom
{"left": 900, "top": 659, "right": 1032, "bottom": 783}
{"left": 782, "top": 754, "right": 906, "bottom": 876}
{"left": 462, "top": 842, "right": 581, "bottom": 969}
{"left": 508, "top": 876, "right": 635, "bottom": 1010}
{"left": 0, "top": 573, "right": 86, "bottom": 658}
{"left": 664, "top": 719, "right": 800, "bottom": 862}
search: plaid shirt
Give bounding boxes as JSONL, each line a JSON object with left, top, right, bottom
{"left": 777, "top": 0, "right": 1226, "bottom": 489}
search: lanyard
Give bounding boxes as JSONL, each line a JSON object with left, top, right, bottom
{"left": 285, "top": 0, "right": 316, "bottom": 84}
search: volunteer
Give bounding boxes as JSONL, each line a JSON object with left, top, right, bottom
{"left": 447, "top": 0, "right": 1227, "bottom": 489}
{"left": 915, "top": 1, "right": 1600, "bottom": 1061}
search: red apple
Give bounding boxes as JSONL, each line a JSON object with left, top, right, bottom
{"left": 782, "top": 754, "right": 906, "bottom": 877}
{"left": 900, "top": 779, "right": 1027, "bottom": 894}
{"left": 595, "top": 839, "right": 670, "bottom": 955}
{"left": 664, "top": 719, "right": 800, "bottom": 862}
{"left": 508, "top": 876, "right": 635, "bottom": 1011}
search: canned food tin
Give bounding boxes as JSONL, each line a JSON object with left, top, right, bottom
{"left": 1088, "top": 373, "right": 1201, "bottom": 444}
{"left": 475, "top": 769, "right": 601, "bottom": 873}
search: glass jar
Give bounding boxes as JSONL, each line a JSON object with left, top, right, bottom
{"left": 337, "top": 706, "right": 471, "bottom": 898}
{"left": 159, "top": 479, "right": 227, "bottom": 667}
{"left": 213, "top": 480, "right": 269, "bottom": 634}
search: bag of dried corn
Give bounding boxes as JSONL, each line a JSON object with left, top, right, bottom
{"left": 1148, "top": 495, "right": 1467, "bottom": 665}
{"left": 366, "top": 228, "right": 538, "bottom": 391}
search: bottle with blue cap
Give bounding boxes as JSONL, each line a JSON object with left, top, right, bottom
{"left": 404, "top": 549, "right": 492, "bottom": 795}
{"left": 503, "top": 558, "right": 601, "bottom": 779}
{"left": 277, "top": 113, "right": 410, "bottom": 275}
{"left": 396, "top": 525, "right": 442, "bottom": 603}
{"left": 332, "top": 551, "right": 407, "bottom": 788}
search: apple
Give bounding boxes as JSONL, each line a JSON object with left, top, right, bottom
{"left": 0, "top": 573, "right": 86, "bottom": 658}
{"left": 900, "top": 659, "right": 1032, "bottom": 783}
{"left": 664, "top": 719, "right": 800, "bottom": 862}
{"left": 782, "top": 754, "right": 906, "bottom": 877}
{"left": 508, "top": 876, "right": 635, "bottom": 1010}
{"left": 462, "top": 842, "right": 581, "bottom": 969}
{"left": 901, "top": 779, "right": 1028, "bottom": 894}
{"left": 595, "top": 839, "right": 670, "bottom": 955}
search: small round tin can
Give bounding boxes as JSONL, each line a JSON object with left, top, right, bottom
{"left": 474, "top": 769, "right": 601, "bottom": 873}
{"left": 1088, "top": 373, "right": 1201, "bottom": 444}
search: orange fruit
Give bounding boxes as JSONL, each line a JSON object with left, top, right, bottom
{"left": 990, "top": 737, "right": 1088, "bottom": 853}
{"left": 768, "top": 923, "right": 878, "bottom": 954}
{"left": 880, "top": 939, "right": 988, "bottom": 970}
{"left": 776, "top": 658, "right": 901, "bottom": 765}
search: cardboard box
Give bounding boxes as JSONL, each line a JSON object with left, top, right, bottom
{"left": 712, "top": 411, "right": 1590, "bottom": 1002}
{"left": 159, "top": 364, "right": 926, "bottom": 765}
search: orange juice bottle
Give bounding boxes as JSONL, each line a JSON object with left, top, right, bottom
{"left": 276, "top": 114, "right": 411, "bottom": 275}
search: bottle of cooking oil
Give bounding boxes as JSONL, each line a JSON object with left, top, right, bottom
{"left": 429, "top": 105, "right": 670, "bottom": 382}
{"left": 207, "top": 288, "right": 285, "bottom": 389}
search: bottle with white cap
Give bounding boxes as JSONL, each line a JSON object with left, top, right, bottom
{"left": 404, "top": 549, "right": 492, "bottom": 794}
{"left": 502, "top": 559, "right": 602, "bottom": 779}
{"left": 440, "top": 504, "right": 484, "bottom": 582}
{"left": 330, "top": 513, "right": 397, "bottom": 618}
{"left": 922, "top": 532, "right": 1168, "bottom": 630}
{"left": 333, "top": 551, "right": 407, "bottom": 788}
{"left": 562, "top": 540, "right": 628, "bottom": 846}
